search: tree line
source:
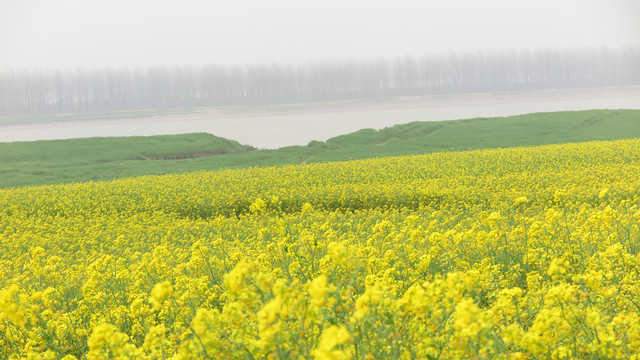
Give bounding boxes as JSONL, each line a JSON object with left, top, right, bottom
{"left": 1, "top": 47, "right": 638, "bottom": 116}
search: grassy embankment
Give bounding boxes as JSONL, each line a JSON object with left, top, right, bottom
{"left": 1, "top": 109, "right": 639, "bottom": 188}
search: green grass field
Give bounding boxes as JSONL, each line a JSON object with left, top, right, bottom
{"left": 1, "top": 109, "right": 639, "bottom": 188}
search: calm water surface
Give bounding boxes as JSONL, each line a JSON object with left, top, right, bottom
{"left": 1, "top": 89, "right": 639, "bottom": 149}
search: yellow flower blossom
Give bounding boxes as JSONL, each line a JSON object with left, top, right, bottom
{"left": 250, "top": 198, "right": 267, "bottom": 213}
{"left": 312, "top": 325, "right": 352, "bottom": 360}
{"left": 149, "top": 281, "right": 174, "bottom": 311}
{"left": 257, "top": 297, "right": 282, "bottom": 346}
{"left": 308, "top": 274, "right": 330, "bottom": 307}
{"left": 598, "top": 187, "right": 609, "bottom": 199}
{"left": 223, "top": 262, "right": 250, "bottom": 295}
{"left": 453, "top": 299, "right": 489, "bottom": 339}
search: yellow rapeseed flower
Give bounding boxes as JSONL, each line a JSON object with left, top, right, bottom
{"left": 308, "top": 274, "right": 329, "bottom": 307}
{"left": 149, "top": 281, "right": 174, "bottom": 311}
{"left": 312, "top": 325, "right": 352, "bottom": 360}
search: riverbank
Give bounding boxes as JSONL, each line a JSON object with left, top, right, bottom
{"left": 1, "top": 109, "right": 639, "bottom": 188}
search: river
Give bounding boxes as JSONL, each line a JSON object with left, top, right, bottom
{"left": 1, "top": 87, "right": 639, "bottom": 149}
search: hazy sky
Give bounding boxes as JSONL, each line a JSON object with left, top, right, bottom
{"left": 1, "top": 0, "right": 639, "bottom": 71}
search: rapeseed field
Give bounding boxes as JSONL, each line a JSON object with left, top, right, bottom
{"left": 1, "top": 139, "right": 640, "bottom": 359}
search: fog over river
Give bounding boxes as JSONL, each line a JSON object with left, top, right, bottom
{"left": 1, "top": 87, "right": 639, "bottom": 149}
